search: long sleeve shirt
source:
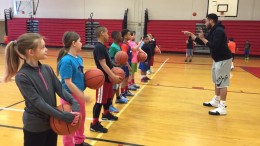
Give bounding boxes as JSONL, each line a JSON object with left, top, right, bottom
{"left": 15, "top": 62, "right": 80, "bottom": 132}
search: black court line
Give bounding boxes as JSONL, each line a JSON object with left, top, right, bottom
{"left": 141, "top": 83, "right": 260, "bottom": 95}
{"left": 0, "top": 100, "right": 25, "bottom": 112}
{"left": 0, "top": 124, "right": 144, "bottom": 146}
{"left": 85, "top": 137, "right": 144, "bottom": 146}
{"left": 0, "top": 124, "right": 23, "bottom": 130}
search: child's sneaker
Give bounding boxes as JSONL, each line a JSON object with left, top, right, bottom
{"left": 141, "top": 78, "right": 148, "bottom": 83}
{"left": 203, "top": 96, "right": 219, "bottom": 107}
{"left": 144, "top": 76, "right": 151, "bottom": 80}
{"left": 133, "top": 84, "right": 140, "bottom": 89}
{"left": 109, "top": 105, "right": 119, "bottom": 113}
{"left": 116, "top": 96, "right": 128, "bottom": 104}
{"left": 102, "top": 113, "right": 118, "bottom": 121}
{"left": 90, "top": 122, "right": 108, "bottom": 133}
{"left": 125, "top": 90, "right": 134, "bottom": 96}
{"left": 75, "top": 142, "right": 92, "bottom": 146}
{"left": 128, "top": 84, "right": 137, "bottom": 91}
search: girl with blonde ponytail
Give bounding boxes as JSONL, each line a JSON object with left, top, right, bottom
{"left": 2, "top": 33, "right": 80, "bottom": 146}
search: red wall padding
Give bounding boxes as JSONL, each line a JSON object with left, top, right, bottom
{"left": 7, "top": 18, "right": 122, "bottom": 47}
{"left": 147, "top": 20, "right": 260, "bottom": 55}
{"left": 7, "top": 19, "right": 260, "bottom": 55}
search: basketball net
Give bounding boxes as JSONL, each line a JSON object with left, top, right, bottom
{"left": 220, "top": 11, "right": 225, "bottom": 16}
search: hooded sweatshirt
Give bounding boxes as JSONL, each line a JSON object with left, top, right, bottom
{"left": 195, "top": 22, "right": 232, "bottom": 62}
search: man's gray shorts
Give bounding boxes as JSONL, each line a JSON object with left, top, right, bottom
{"left": 212, "top": 58, "right": 232, "bottom": 88}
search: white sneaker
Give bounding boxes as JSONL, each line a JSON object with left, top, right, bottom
{"left": 209, "top": 105, "right": 227, "bottom": 115}
{"left": 147, "top": 70, "right": 151, "bottom": 75}
{"left": 203, "top": 97, "right": 219, "bottom": 107}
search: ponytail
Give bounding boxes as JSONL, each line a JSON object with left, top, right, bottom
{"left": 2, "top": 33, "right": 43, "bottom": 82}
{"left": 56, "top": 47, "right": 68, "bottom": 75}
{"left": 3, "top": 41, "right": 22, "bottom": 82}
{"left": 56, "top": 31, "right": 80, "bottom": 75}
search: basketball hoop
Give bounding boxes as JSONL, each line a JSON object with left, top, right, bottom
{"left": 220, "top": 11, "right": 225, "bottom": 16}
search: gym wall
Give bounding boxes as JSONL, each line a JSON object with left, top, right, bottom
{"left": 1, "top": 0, "right": 260, "bottom": 54}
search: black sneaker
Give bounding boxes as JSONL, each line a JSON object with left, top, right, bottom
{"left": 75, "top": 142, "right": 92, "bottom": 146}
{"left": 90, "top": 122, "right": 108, "bottom": 133}
{"left": 102, "top": 113, "right": 118, "bottom": 121}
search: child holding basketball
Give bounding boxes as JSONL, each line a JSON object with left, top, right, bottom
{"left": 109, "top": 31, "right": 128, "bottom": 106}
{"left": 121, "top": 29, "right": 135, "bottom": 97}
{"left": 139, "top": 35, "right": 152, "bottom": 82}
{"left": 57, "top": 32, "right": 91, "bottom": 146}
{"left": 128, "top": 31, "right": 144, "bottom": 90}
{"left": 147, "top": 34, "right": 156, "bottom": 74}
{"left": 91, "top": 26, "right": 122, "bottom": 133}
{"left": 3, "top": 33, "right": 80, "bottom": 146}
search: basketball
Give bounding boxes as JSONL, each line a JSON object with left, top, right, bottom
{"left": 155, "top": 47, "right": 161, "bottom": 54}
{"left": 192, "top": 12, "right": 197, "bottom": 16}
{"left": 109, "top": 67, "right": 125, "bottom": 84}
{"left": 138, "top": 52, "right": 147, "bottom": 62}
{"left": 115, "top": 51, "right": 128, "bottom": 65}
{"left": 84, "top": 68, "right": 105, "bottom": 89}
{"left": 50, "top": 104, "right": 81, "bottom": 135}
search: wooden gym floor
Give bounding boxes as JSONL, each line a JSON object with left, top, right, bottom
{"left": 0, "top": 45, "right": 260, "bottom": 146}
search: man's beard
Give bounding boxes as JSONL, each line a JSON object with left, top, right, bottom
{"left": 206, "top": 24, "right": 212, "bottom": 30}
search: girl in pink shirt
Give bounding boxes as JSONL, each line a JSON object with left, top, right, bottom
{"left": 128, "top": 31, "right": 145, "bottom": 89}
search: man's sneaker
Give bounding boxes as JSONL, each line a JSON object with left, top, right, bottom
{"left": 147, "top": 70, "right": 151, "bottom": 75}
{"left": 209, "top": 106, "right": 227, "bottom": 115}
{"left": 128, "top": 85, "right": 137, "bottom": 91}
{"left": 133, "top": 84, "right": 140, "bottom": 89}
{"left": 109, "top": 105, "right": 119, "bottom": 113}
{"left": 141, "top": 78, "right": 148, "bottom": 83}
{"left": 90, "top": 122, "right": 108, "bottom": 133}
{"left": 125, "top": 90, "right": 134, "bottom": 96}
{"left": 102, "top": 113, "right": 118, "bottom": 121}
{"left": 75, "top": 142, "right": 92, "bottom": 146}
{"left": 203, "top": 97, "right": 219, "bottom": 107}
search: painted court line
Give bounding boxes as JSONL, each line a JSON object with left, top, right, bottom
{"left": 90, "top": 58, "right": 169, "bottom": 145}
{"left": 0, "top": 108, "right": 105, "bottom": 121}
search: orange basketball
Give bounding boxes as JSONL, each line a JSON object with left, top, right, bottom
{"left": 138, "top": 52, "right": 147, "bottom": 62}
{"left": 192, "top": 12, "right": 197, "bottom": 16}
{"left": 109, "top": 67, "right": 125, "bottom": 84}
{"left": 155, "top": 47, "right": 161, "bottom": 54}
{"left": 84, "top": 68, "right": 105, "bottom": 89}
{"left": 115, "top": 51, "right": 128, "bottom": 65}
{"left": 50, "top": 104, "right": 81, "bottom": 135}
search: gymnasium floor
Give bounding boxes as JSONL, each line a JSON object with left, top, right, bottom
{"left": 0, "top": 45, "right": 260, "bottom": 146}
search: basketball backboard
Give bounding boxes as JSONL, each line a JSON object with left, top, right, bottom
{"left": 12, "top": 0, "right": 39, "bottom": 16}
{"left": 207, "top": 0, "right": 239, "bottom": 17}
